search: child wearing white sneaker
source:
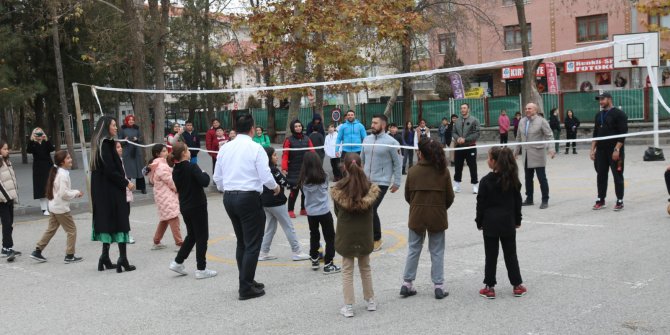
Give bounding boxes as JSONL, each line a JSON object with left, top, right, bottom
{"left": 298, "top": 152, "right": 339, "bottom": 274}
{"left": 30, "top": 150, "right": 84, "bottom": 264}
{"left": 0, "top": 140, "right": 21, "bottom": 262}
{"left": 476, "top": 147, "right": 526, "bottom": 299}
{"left": 259, "top": 147, "right": 309, "bottom": 262}
{"left": 169, "top": 143, "right": 216, "bottom": 279}
{"left": 331, "top": 153, "right": 380, "bottom": 318}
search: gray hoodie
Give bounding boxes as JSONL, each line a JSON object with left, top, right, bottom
{"left": 361, "top": 132, "right": 402, "bottom": 188}
{"left": 302, "top": 181, "right": 330, "bottom": 216}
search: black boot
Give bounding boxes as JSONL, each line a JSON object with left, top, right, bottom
{"left": 116, "top": 242, "right": 136, "bottom": 273}
{"left": 98, "top": 243, "right": 117, "bottom": 271}
{"left": 565, "top": 148, "right": 569, "bottom": 154}
{"left": 402, "top": 167, "right": 406, "bottom": 175}
{"left": 573, "top": 148, "right": 577, "bottom": 154}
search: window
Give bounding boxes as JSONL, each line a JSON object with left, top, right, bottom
{"left": 503, "top": 0, "right": 528, "bottom": 6}
{"left": 438, "top": 33, "right": 456, "bottom": 54}
{"left": 577, "top": 14, "right": 608, "bottom": 42}
{"left": 649, "top": 14, "right": 661, "bottom": 26}
{"left": 504, "top": 24, "right": 531, "bottom": 50}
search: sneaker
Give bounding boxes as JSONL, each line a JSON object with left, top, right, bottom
{"left": 288, "top": 210, "right": 296, "bottom": 219}
{"left": 453, "top": 182, "right": 461, "bottom": 193}
{"left": 340, "top": 304, "right": 354, "bottom": 318}
{"left": 64, "top": 255, "right": 83, "bottom": 264}
{"left": 291, "top": 252, "right": 310, "bottom": 261}
{"left": 614, "top": 200, "right": 624, "bottom": 211}
{"left": 30, "top": 250, "right": 47, "bottom": 263}
{"left": 480, "top": 286, "right": 496, "bottom": 299}
{"left": 128, "top": 235, "right": 135, "bottom": 244}
{"left": 373, "top": 240, "right": 383, "bottom": 252}
{"left": 151, "top": 243, "right": 167, "bottom": 250}
{"left": 258, "top": 252, "right": 277, "bottom": 261}
{"left": 311, "top": 258, "right": 320, "bottom": 270}
{"left": 323, "top": 262, "right": 341, "bottom": 275}
{"left": 366, "top": 298, "right": 377, "bottom": 311}
{"left": 43, "top": 210, "right": 50, "bottom": 216}
{"left": 2, "top": 248, "right": 21, "bottom": 258}
{"left": 169, "top": 260, "right": 187, "bottom": 275}
{"left": 300, "top": 209, "right": 307, "bottom": 216}
{"left": 434, "top": 286, "right": 449, "bottom": 299}
{"left": 400, "top": 283, "right": 417, "bottom": 297}
{"left": 513, "top": 284, "right": 527, "bottom": 297}
{"left": 473, "top": 183, "right": 479, "bottom": 194}
{"left": 1, "top": 248, "right": 10, "bottom": 258}
{"left": 195, "top": 268, "right": 217, "bottom": 279}
{"left": 539, "top": 202, "right": 548, "bottom": 209}
{"left": 522, "top": 198, "right": 534, "bottom": 206}
{"left": 592, "top": 199, "right": 606, "bottom": 210}
{"left": 7, "top": 250, "right": 16, "bottom": 262}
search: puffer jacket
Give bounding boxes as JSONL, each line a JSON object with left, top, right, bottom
{"left": 332, "top": 183, "right": 380, "bottom": 257}
{"left": 0, "top": 161, "right": 18, "bottom": 203}
{"left": 405, "top": 160, "right": 455, "bottom": 234}
{"left": 148, "top": 157, "right": 180, "bottom": 221}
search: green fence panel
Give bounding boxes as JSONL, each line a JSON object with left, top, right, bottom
{"left": 421, "top": 100, "right": 450, "bottom": 127}
{"left": 648, "top": 87, "right": 670, "bottom": 120}
{"left": 453, "top": 98, "right": 486, "bottom": 126}
{"left": 541, "top": 93, "right": 560, "bottom": 117}
{"left": 488, "top": 96, "right": 521, "bottom": 127}
{"left": 611, "top": 89, "right": 644, "bottom": 120}
{"left": 562, "top": 91, "right": 601, "bottom": 123}
{"left": 275, "top": 108, "right": 289, "bottom": 130}
{"left": 250, "top": 108, "right": 268, "bottom": 129}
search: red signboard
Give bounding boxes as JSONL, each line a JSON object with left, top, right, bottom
{"left": 564, "top": 58, "right": 613, "bottom": 73}
{"left": 501, "top": 64, "right": 546, "bottom": 80}
{"left": 545, "top": 62, "right": 558, "bottom": 93}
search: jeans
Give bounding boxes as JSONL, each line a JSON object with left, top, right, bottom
{"left": 0, "top": 200, "right": 13, "bottom": 249}
{"left": 342, "top": 255, "right": 374, "bottom": 305}
{"left": 483, "top": 233, "right": 523, "bottom": 287}
{"left": 552, "top": 129, "right": 560, "bottom": 152}
{"left": 223, "top": 192, "right": 266, "bottom": 294}
{"left": 36, "top": 212, "right": 77, "bottom": 254}
{"left": 372, "top": 185, "right": 389, "bottom": 241}
{"left": 402, "top": 149, "right": 414, "bottom": 170}
{"left": 307, "top": 212, "right": 335, "bottom": 264}
{"left": 524, "top": 157, "right": 549, "bottom": 203}
{"left": 329, "top": 158, "right": 342, "bottom": 180}
{"left": 261, "top": 204, "right": 302, "bottom": 253}
{"left": 454, "top": 147, "right": 478, "bottom": 184}
{"left": 402, "top": 229, "right": 445, "bottom": 285}
{"left": 595, "top": 146, "right": 624, "bottom": 201}
{"left": 175, "top": 205, "right": 209, "bottom": 270}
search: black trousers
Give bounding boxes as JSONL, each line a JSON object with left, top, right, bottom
{"left": 595, "top": 146, "right": 624, "bottom": 201}
{"left": 665, "top": 170, "right": 670, "bottom": 196}
{"left": 175, "top": 205, "right": 209, "bottom": 270}
{"left": 135, "top": 177, "right": 146, "bottom": 192}
{"left": 372, "top": 185, "right": 389, "bottom": 241}
{"left": 566, "top": 132, "right": 577, "bottom": 148}
{"left": 224, "top": 192, "right": 266, "bottom": 294}
{"left": 288, "top": 188, "right": 305, "bottom": 211}
{"left": 307, "top": 212, "right": 335, "bottom": 264}
{"left": 524, "top": 157, "right": 549, "bottom": 203}
{"left": 329, "top": 158, "right": 342, "bottom": 180}
{"left": 454, "top": 147, "right": 478, "bottom": 184}
{"left": 483, "top": 233, "right": 522, "bottom": 287}
{"left": 0, "top": 200, "right": 14, "bottom": 249}
{"left": 500, "top": 133, "right": 508, "bottom": 144}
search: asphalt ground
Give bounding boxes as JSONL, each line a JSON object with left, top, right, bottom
{"left": 1, "top": 144, "right": 669, "bottom": 334}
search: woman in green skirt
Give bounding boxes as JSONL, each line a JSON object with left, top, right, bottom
{"left": 90, "top": 116, "right": 136, "bottom": 273}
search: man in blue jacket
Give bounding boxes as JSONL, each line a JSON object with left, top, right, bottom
{"left": 335, "top": 110, "right": 367, "bottom": 158}
{"left": 361, "top": 114, "right": 402, "bottom": 252}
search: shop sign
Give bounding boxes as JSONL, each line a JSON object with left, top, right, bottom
{"left": 501, "top": 64, "right": 546, "bottom": 80}
{"left": 465, "top": 87, "right": 485, "bottom": 98}
{"left": 564, "top": 58, "right": 614, "bottom": 73}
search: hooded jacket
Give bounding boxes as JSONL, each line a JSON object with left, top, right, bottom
{"left": 281, "top": 120, "right": 314, "bottom": 186}
{"left": 148, "top": 157, "right": 180, "bottom": 221}
{"left": 306, "top": 114, "right": 325, "bottom": 137}
{"left": 361, "top": 132, "right": 402, "bottom": 188}
{"left": 302, "top": 181, "right": 330, "bottom": 216}
{"left": 332, "top": 183, "right": 381, "bottom": 257}
{"left": 335, "top": 118, "right": 367, "bottom": 153}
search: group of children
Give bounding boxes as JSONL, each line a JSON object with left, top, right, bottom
{"left": 0, "top": 126, "right": 529, "bottom": 318}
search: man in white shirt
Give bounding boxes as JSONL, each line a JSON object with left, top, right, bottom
{"left": 213, "top": 114, "right": 280, "bottom": 301}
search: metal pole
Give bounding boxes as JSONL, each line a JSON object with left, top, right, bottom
{"left": 72, "top": 83, "right": 92, "bottom": 211}
{"left": 654, "top": 66, "right": 660, "bottom": 148}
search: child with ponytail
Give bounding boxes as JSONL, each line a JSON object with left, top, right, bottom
{"left": 401, "top": 138, "right": 455, "bottom": 299}
{"left": 331, "top": 153, "right": 380, "bottom": 318}
{"left": 0, "top": 140, "right": 21, "bottom": 262}
{"left": 146, "top": 144, "right": 183, "bottom": 251}
{"left": 476, "top": 146, "right": 526, "bottom": 299}
{"left": 30, "top": 150, "right": 84, "bottom": 263}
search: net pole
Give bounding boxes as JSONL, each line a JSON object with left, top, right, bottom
{"left": 72, "top": 83, "right": 92, "bottom": 211}
{"left": 653, "top": 66, "right": 660, "bottom": 148}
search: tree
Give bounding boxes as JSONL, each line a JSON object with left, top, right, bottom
{"left": 148, "top": 0, "right": 170, "bottom": 143}
{"left": 434, "top": 46, "right": 472, "bottom": 100}
{"left": 515, "top": 0, "right": 543, "bottom": 113}
{"left": 637, "top": 1, "right": 670, "bottom": 59}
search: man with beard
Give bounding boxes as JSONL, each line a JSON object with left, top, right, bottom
{"left": 361, "top": 115, "right": 402, "bottom": 252}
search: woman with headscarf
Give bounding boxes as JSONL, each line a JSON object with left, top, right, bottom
{"left": 118, "top": 115, "right": 146, "bottom": 194}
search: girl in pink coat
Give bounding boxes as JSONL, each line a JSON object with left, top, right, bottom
{"left": 146, "top": 144, "right": 183, "bottom": 250}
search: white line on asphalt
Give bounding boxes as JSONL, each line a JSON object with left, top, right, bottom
{"left": 523, "top": 220, "right": 604, "bottom": 228}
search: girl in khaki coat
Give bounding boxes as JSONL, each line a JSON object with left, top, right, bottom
{"left": 401, "top": 138, "right": 455, "bottom": 300}
{"left": 0, "top": 140, "right": 20, "bottom": 261}
{"left": 332, "top": 153, "right": 380, "bottom": 318}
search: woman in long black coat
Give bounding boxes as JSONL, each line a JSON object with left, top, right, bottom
{"left": 27, "top": 127, "right": 55, "bottom": 216}
{"left": 90, "top": 116, "right": 136, "bottom": 273}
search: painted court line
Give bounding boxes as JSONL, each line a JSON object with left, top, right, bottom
{"left": 523, "top": 220, "right": 604, "bottom": 228}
